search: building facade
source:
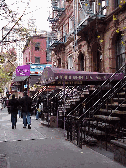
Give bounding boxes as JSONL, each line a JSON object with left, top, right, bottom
{"left": 23, "top": 34, "right": 52, "bottom": 65}
{"left": 1, "top": 27, "right": 26, "bottom": 66}
{"left": 49, "top": 0, "right": 126, "bottom": 73}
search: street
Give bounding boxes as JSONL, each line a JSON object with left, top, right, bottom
{"left": 0, "top": 107, "right": 125, "bottom": 168}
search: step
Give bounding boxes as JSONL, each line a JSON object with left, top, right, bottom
{"left": 99, "top": 109, "right": 112, "bottom": 113}
{"left": 89, "top": 88, "right": 96, "bottom": 91}
{"left": 82, "top": 91, "right": 89, "bottom": 95}
{"left": 93, "top": 115, "right": 120, "bottom": 121}
{"left": 117, "top": 92, "right": 125, "bottom": 95}
{"left": 65, "top": 106, "right": 71, "bottom": 108}
{"left": 86, "top": 121, "right": 112, "bottom": 129}
{"left": 84, "top": 136, "right": 97, "bottom": 144}
{"left": 84, "top": 127, "right": 106, "bottom": 135}
{"left": 111, "top": 110, "right": 126, "bottom": 115}
{"left": 93, "top": 129, "right": 106, "bottom": 136}
{"left": 99, "top": 109, "right": 126, "bottom": 115}
{"left": 106, "top": 104, "right": 126, "bottom": 107}
{"left": 113, "top": 98, "right": 125, "bottom": 101}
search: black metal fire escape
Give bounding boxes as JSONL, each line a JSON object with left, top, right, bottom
{"left": 77, "top": 0, "right": 106, "bottom": 34}
{"left": 48, "top": 0, "right": 65, "bottom": 50}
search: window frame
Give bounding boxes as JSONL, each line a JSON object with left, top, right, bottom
{"left": 116, "top": 33, "right": 125, "bottom": 71}
{"left": 35, "top": 42, "right": 40, "bottom": 51}
{"left": 35, "top": 57, "right": 40, "bottom": 64}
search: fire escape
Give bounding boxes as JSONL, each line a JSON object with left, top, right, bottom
{"left": 48, "top": 0, "right": 65, "bottom": 50}
{"left": 77, "top": 0, "right": 107, "bottom": 36}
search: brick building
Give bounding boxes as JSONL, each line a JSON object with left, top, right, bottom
{"left": 49, "top": 0, "right": 126, "bottom": 73}
{"left": 23, "top": 34, "right": 51, "bottom": 65}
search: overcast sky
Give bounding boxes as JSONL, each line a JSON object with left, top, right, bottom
{"left": 1, "top": 0, "right": 52, "bottom": 32}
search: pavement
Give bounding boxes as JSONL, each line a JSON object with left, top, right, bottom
{"left": 0, "top": 107, "right": 125, "bottom": 168}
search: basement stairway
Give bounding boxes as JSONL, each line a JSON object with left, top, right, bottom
{"left": 66, "top": 64, "right": 126, "bottom": 150}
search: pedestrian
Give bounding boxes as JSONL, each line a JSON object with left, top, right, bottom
{"left": 0, "top": 96, "right": 2, "bottom": 110}
{"left": 36, "top": 96, "right": 42, "bottom": 120}
{"left": 20, "top": 91, "right": 32, "bottom": 129}
{"left": 18, "top": 96, "right": 22, "bottom": 118}
{"left": 8, "top": 94, "right": 19, "bottom": 129}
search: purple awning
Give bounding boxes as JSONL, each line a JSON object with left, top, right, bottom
{"left": 41, "top": 67, "right": 124, "bottom": 86}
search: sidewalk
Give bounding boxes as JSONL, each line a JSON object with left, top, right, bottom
{"left": 0, "top": 108, "right": 125, "bottom": 168}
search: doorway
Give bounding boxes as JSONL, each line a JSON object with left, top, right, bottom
{"left": 78, "top": 53, "right": 84, "bottom": 71}
{"left": 92, "top": 43, "right": 102, "bottom": 72}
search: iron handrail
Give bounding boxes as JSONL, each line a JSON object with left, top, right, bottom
{"left": 67, "top": 63, "right": 126, "bottom": 117}
{"left": 80, "top": 75, "right": 126, "bottom": 121}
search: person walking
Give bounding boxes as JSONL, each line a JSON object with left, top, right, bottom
{"left": 20, "top": 91, "right": 32, "bottom": 129}
{"left": 0, "top": 96, "right": 2, "bottom": 111}
{"left": 18, "top": 96, "right": 22, "bottom": 118}
{"left": 36, "top": 96, "right": 42, "bottom": 120}
{"left": 8, "top": 94, "right": 19, "bottom": 129}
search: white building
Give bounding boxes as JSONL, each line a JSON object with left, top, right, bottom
{"left": 1, "top": 27, "right": 26, "bottom": 66}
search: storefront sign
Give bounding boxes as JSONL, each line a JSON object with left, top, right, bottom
{"left": 30, "top": 64, "right": 52, "bottom": 75}
{"left": 16, "top": 65, "right": 30, "bottom": 76}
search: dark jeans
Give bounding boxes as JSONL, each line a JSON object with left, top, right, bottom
{"left": 11, "top": 113, "right": 17, "bottom": 126}
{"left": 23, "top": 112, "right": 31, "bottom": 126}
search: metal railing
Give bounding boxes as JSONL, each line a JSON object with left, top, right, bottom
{"left": 66, "top": 63, "right": 126, "bottom": 148}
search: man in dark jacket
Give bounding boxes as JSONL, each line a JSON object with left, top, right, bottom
{"left": 8, "top": 94, "right": 19, "bottom": 129}
{"left": 20, "top": 91, "right": 32, "bottom": 129}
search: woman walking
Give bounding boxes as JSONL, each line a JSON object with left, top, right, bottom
{"left": 8, "top": 94, "right": 19, "bottom": 129}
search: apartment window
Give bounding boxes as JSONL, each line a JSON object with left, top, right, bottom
{"left": 35, "top": 42, "right": 40, "bottom": 51}
{"left": 91, "top": 2, "right": 96, "bottom": 14}
{"left": 69, "top": 17, "right": 73, "bottom": 34}
{"left": 35, "top": 57, "right": 40, "bottom": 64}
{"left": 68, "top": 56, "right": 73, "bottom": 70}
{"left": 116, "top": 33, "right": 125, "bottom": 71}
{"left": 115, "top": 0, "right": 121, "bottom": 8}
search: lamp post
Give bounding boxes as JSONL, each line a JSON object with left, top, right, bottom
{"left": 63, "top": 77, "right": 66, "bottom": 137}
{"left": 46, "top": 79, "right": 49, "bottom": 127}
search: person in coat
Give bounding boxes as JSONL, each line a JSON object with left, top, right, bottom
{"left": 20, "top": 91, "right": 32, "bottom": 129}
{"left": 8, "top": 94, "right": 19, "bottom": 129}
{"left": 0, "top": 96, "right": 2, "bottom": 110}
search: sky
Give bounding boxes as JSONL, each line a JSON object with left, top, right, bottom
{"left": 0, "top": 0, "right": 52, "bottom": 33}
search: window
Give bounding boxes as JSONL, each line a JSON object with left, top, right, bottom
{"left": 35, "top": 57, "right": 40, "bottom": 64}
{"left": 116, "top": 33, "right": 125, "bottom": 71}
{"left": 68, "top": 56, "right": 73, "bottom": 70}
{"left": 35, "top": 43, "right": 40, "bottom": 51}
{"left": 69, "top": 17, "right": 74, "bottom": 34}
{"left": 115, "top": 0, "right": 121, "bottom": 8}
